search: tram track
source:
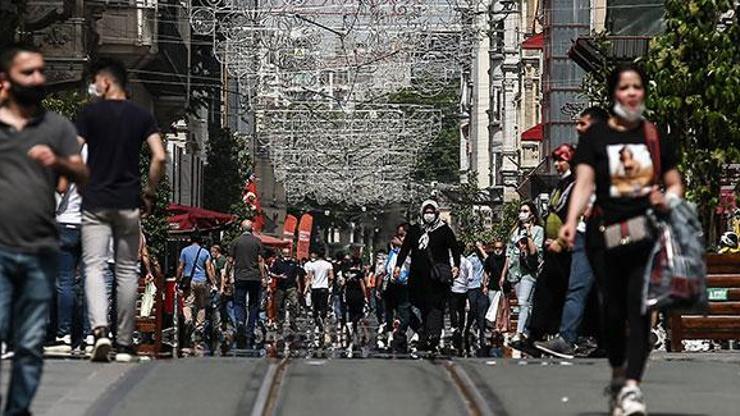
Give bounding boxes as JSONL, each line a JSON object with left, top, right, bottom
{"left": 439, "top": 360, "right": 496, "bottom": 416}
{"left": 251, "top": 358, "right": 290, "bottom": 416}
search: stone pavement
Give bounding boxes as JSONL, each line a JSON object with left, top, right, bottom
{"left": 1, "top": 352, "right": 738, "bottom": 416}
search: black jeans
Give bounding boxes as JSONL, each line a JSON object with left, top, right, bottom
{"left": 466, "top": 289, "right": 490, "bottom": 349}
{"left": 589, "top": 239, "right": 652, "bottom": 381}
{"left": 311, "top": 288, "right": 329, "bottom": 331}
{"left": 234, "top": 280, "right": 261, "bottom": 345}
{"left": 529, "top": 250, "right": 571, "bottom": 342}
{"left": 448, "top": 292, "right": 467, "bottom": 349}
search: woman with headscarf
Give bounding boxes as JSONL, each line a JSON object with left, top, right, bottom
{"left": 394, "top": 200, "right": 461, "bottom": 353}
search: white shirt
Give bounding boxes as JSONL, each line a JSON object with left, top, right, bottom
{"left": 55, "top": 145, "right": 87, "bottom": 225}
{"left": 452, "top": 256, "right": 473, "bottom": 294}
{"left": 306, "top": 259, "right": 333, "bottom": 289}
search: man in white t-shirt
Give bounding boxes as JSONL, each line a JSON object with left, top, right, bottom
{"left": 304, "top": 250, "right": 334, "bottom": 332}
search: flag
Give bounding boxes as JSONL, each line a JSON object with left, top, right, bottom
{"left": 296, "top": 213, "right": 313, "bottom": 261}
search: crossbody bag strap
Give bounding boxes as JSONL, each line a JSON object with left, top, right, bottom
{"left": 189, "top": 247, "right": 203, "bottom": 280}
{"left": 643, "top": 121, "right": 662, "bottom": 183}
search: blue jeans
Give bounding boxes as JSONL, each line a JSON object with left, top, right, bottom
{"left": 56, "top": 225, "right": 81, "bottom": 339}
{"left": 234, "top": 280, "right": 261, "bottom": 344}
{"left": 515, "top": 277, "right": 536, "bottom": 336}
{"left": 0, "top": 247, "right": 57, "bottom": 416}
{"left": 559, "top": 232, "right": 595, "bottom": 344}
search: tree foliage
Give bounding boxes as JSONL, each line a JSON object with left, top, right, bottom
{"left": 645, "top": 0, "right": 739, "bottom": 241}
{"left": 203, "top": 128, "right": 255, "bottom": 246}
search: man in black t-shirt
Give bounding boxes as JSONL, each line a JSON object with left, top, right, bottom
{"left": 77, "top": 58, "right": 167, "bottom": 363}
{"left": 270, "top": 247, "right": 300, "bottom": 332}
{"left": 0, "top": 45, "right": 88, "bottom": 415}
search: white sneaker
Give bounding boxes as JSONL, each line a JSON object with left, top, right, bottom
{"left": 90, "top": 336, "right": 112, "bottom": 363}
{"left": 45, "top": 335, "right": 72, "bottom": 353}
{"left": 614, "top": 385, "right": 647, "bottom": 416}
{"left": 84, "top": 335, "right": 95, "bottom": 354}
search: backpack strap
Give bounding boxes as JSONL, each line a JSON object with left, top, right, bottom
{"left": 643, "top": 121, "right": 662, "bottom": 183}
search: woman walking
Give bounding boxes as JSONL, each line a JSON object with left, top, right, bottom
{"left": 395, "top": 200, "right": 460, "bottom": 353}
{"left": 498, "top": 201, "right": 544, "bottom": 347}
{"left": 560, "top": 64, "right": 682, "bottom": 416}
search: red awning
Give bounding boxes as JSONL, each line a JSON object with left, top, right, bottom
{"left": 255, "top": 233, "right": 292, "bottom": 248}
{"left": 522, "top": 33, "right": 544, "bottom": 50}
{"left": 167, "top": 203, "right": 236, "bottom": 233}
{"left": 521, "top": 123, "right": 543, "bottom": 142}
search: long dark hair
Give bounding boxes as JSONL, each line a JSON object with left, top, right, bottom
{"left": 519, "top": 200, "right": 541, "bottom": 227}
{"left": 606, "top": 64, "right": 648, "bottom": 107}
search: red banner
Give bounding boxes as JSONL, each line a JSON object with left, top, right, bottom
{"left": 283, "top": 214, "right": 298, "bottom": 254}
{"left": 296, "top": 214, "right": 313, "bottom": 261}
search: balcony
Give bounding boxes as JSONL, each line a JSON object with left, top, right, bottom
{"left": 95, "top": 1, "right": 158, "bottom": 67}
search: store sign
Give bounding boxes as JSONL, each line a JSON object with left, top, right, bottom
{"left": 707, "top": 288, "right": 728, "bottom": 301}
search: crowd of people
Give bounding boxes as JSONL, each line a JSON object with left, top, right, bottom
{"left": 0, "top": 38, "right": 683, "bottom": 416}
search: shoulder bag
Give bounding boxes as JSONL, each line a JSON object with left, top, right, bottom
{"left": 178, "top": 246, "right": 203, "bottom": 291}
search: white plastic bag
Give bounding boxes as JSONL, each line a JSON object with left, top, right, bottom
{"left": 485, "top": 290, "right": 502, "bottom": 323}
{"left": 140, "top": 282, "right": 157, "bottom": 317}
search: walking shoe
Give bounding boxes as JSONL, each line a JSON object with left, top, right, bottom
{"left": 614, "top": 384, "right": 646, "bottom": 416}
{"left": 45, "top": 335, "right": 72, "bottom": 353}
{"left": 604, "top": 377, "right": 626, "bottom": 415}
{"left": 114, "top": 345, "right": 140, "bottom": 363}
{"left": 534, "top": 336, "right": 575, "bottom": 359}
{"left": 90, "top": 328, "right": 112, "bottom": 363}
{"left": 84, "top": 335, "right": 95, "bottom": 354}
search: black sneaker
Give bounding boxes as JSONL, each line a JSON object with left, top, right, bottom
{"left": 114, "top": 344, "right": 140, "bottom": 363}
{"left": 44, "top": 335, "right": 72, "bottom": 354}
{"left": 90, "top": 328, "right": 112, "bottom": 363}
{"left": 534, "top": 336, "right": 575, "bottom": 359}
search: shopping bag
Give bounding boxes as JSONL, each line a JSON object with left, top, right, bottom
{"left": 485, "top": 291, "right": 502, "bottom": 323}
{"left": 495, "top": 295, "right": 512, "bottom": 333}
{"left": 140, "top": 282, "right": 157, "bottom": 317}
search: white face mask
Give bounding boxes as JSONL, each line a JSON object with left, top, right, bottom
{"left": 518, "top": 212, "right": 531, "bottom": 222}
{"left": 423, "top": 213, "right": 437, "bottom": 224}
{"left": 87, "top": 83, "right": 102, "bottom": 98}
{"left": 613, "top": 101, "right": 644, "bottom": 123}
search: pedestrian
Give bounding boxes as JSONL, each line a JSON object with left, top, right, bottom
{"left": 525, "top": 144, "right": 577, "bottom": 353}
{"left": 270, "top": 247, "right": 300, "bottom": 333}
{"left": 0, "top": 43, "right": 88, "bottom": 415}
{"left": 498, "top": 201, "right": 544, "bottom": 348}
{"left": 559, "top": 64, "right": 683, "bottom": 416}
{"left": 78, "top": 57, "right": 166, "bottom": 363}
{"left": 535, "top": 106, "right": 609, "bottom": 359}
{"left": 231, "top": 219, "right": 265, "bottom": 349}
{"left": 394, "top": 200, "right": 461, "bottom": 353}
{"left": 47, "top": 144, "right": 88, "bottom": 353}
{"left": 382, "top": 225, "right": 414, "bottom": 352}
{"left": 449, "top": 244, "right": 472, "bottom": 353}
{"left": 466, "top": 243, "right": 490, "bottom": 356}
{"left": 304, "top": 250, "right": 333, "bottom": 336}
{"left": 343, "top": 256, "right": 366, "bottom": 351}
{"left": 481, "top": 240, "right": 506, "bottom": 298}
{"left": 176, "top": 232, "right": 217, "bottom": 355}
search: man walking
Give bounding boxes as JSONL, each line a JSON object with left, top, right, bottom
{"left": 231, "top": 220, "right": 265, "bottom": 349}
{"left": 270, "top": 248, "right": 300, "bottom": 333}
{"left": 304, "top": 250, "right": 334, "bottom": 334}
{"left": 78, "top": 58, "right": 167, "bottom": 363}
{"left": 177, "top": 232, "right": 216, "bottom": 355}
{"left": 0, "top": 44, "right": 88, "bottom": 415}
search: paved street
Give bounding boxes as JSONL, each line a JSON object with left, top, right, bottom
{"left": 4, "top": 352, "right": 738, "bottom": 416}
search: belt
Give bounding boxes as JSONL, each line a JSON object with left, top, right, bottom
{"left": 58, "top": 223, "right": 81, "bottom": 230}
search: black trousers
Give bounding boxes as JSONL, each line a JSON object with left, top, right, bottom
{"left": 529, "top": 250, "right": 572, "bottom": 341}
{"left": 448, "top": 292, "right": 467, "bottom": 342}
{"left": 587, "top": 226, "right": 652, "bottom": 381}
{"left": 417, "top": 294, "right": 447, "bottom": 350}
{"left": 384, "top": 283, "right": 412, "bottom": 335}
{"left": 311, "top": 288, "right": 329, "bottom": 331}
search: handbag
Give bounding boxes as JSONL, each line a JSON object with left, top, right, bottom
{"left": 178, "top": 246, "right": 203, "bottom": 291}
{"left": 424, "top": 242, "right": 453, "bottom": 285}
{"left": 602, "top": 215, "right": 655, "bottom": 250}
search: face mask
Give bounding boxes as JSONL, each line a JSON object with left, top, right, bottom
{"left": 87, "top": 83, "right": 102, "bottom": 98}
{"left": 423, "top": 213, "right": 436, "bottom": 224}
{"left": 613, "top": 102, "right": 644, "bottom": 123}
{"left": 10, "top": 81, "right": 46, "bottom": 107}
{"left": 518, "top": 212, "right": 531, "bottom": 222}
{"left": 493, "top": 249, "right": 504, "bottom": 256}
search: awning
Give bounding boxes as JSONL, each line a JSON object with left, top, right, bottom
{"left": 521, "top": 123, "right": 543, "bottom": 142}
{"left": 255, "top": 233, "right": 292, "bottom": 248}
{"left": 521, "top": 33, "right": 544, "bottom": 50}
{"left": 167, "top": 203, "right": 236, "bottom": 233}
